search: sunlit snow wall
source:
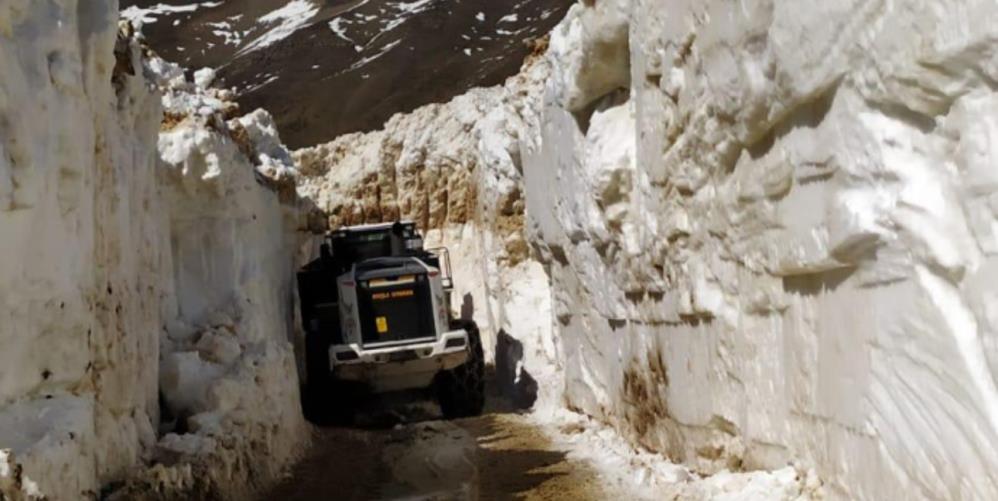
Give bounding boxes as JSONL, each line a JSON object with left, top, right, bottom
{"left": 0, "top": 2, "right": 165, "bottom": 498}
{"left": 0, "top": 2, "right": 307, "bottom": 499}
{"left": 523, "top": 0, "right": 998, "bottom": 499}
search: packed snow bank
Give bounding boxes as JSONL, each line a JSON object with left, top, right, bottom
{"left": 0, "top": 5, "right": 164, "bottom": 499}
{"left": 295, "top": 43, "right": 563, "bottom": 412}
{"left": 111, "top": 55, "right": 308, "bottom": 500}
{"left": 0, "top": 5, "right": 308, "bottom": 498}
{"left": 523, "top": 0, "right": 998, "bottom": 499}
{"left": 541, "top": 408, "right": 823, "bottom": 500}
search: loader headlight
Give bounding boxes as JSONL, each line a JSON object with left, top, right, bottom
{"left": 336, "top": 351, "right": 359, "bottom": 362}
{"left": 405, "top": 238, "right": 423, "bottom": 251}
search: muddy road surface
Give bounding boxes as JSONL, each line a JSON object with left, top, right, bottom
{"left": 260, "top": 393, "right": 825, "bottom": 501}
{"left": 262, "top": 401, "right": 619, "bottom": 501}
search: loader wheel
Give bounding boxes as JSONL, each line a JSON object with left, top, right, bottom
{"left": 436, "top": 320, "right": 486, "bottom": 419}
{"left": 303, "top": 330, "right": 353, "bottom": 425}
{"left": 303, "top": 329, "right": 331, "bottom": 422}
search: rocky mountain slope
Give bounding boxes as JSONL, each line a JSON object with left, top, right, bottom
{"left": 120, "top": 0, "right": 572, "bottom": 148}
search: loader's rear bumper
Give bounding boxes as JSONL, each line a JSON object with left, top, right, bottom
{"left": 329, "top": 329, "right": 469, "bottom": 392}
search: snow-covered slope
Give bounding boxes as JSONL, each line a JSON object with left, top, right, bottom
{"left": 524, "top": 0, "right": 998, "bottom": 499}
{"left": 120, "top": 0, "right": 573, "bottom": 147}
{"left": 0, "top": 5, "right": 307, "bottom": 498}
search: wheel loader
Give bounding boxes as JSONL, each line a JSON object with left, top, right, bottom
{"left": 296, "top": 221, "right": 484, "bottom": 421}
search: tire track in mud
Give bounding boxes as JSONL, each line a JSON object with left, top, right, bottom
{"left": 261, "top": 403, "right": 608, "bottom": 500}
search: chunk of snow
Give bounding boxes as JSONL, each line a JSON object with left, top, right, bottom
{"left": 238, "top": 0, "right": 319, "bottom": 56}
{"left": 348, "top": 40, "right": 402, "bottom": 71}
{"left": 193, "top": 68, "right": 216, "bottom": 88}
{"left": 328, "top": 18, "right": 356, "bottom": 44}
{"left": 394, "top": 0, "right": 436, "bottom": 15}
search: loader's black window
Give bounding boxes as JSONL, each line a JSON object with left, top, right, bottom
{"left": 334, "top": 232, "right": 393, "bottom": 265}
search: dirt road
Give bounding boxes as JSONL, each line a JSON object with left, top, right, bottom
{"left": 259, "top": 393, "right": 826, "bottom": 501}
{"left": 262, "top": 403, "right": 612, "bottom": 501}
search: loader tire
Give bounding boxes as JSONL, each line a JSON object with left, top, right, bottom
{"left": 303, "top": 329, "right": 353, "bottom": 425}
{"left": 303, "top": 329, "right": 330, "bottom": 422}
{"left": 436, "top": 320, "right": 486, "bottom": 419}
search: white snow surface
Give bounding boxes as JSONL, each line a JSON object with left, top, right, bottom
{"left": 523, "top": 0, "right": 998, "bottom": 499}
{"left": 0, "top": 6, "right": 307, "bottom": 499}
{"left": 193, "top": 67, "right": 216, "bottom": 88}
{"left": 0, "top": 8, "right": 164, "bottom": 499}
{"left": 538, "top": 408, "right": 823, "bottom": 500}
{"left": 118, "top": 52, "right": 306, "bottom": 501}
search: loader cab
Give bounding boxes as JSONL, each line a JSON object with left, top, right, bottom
{"left": 297, "top": 221, "right": 484, "bottom": 420}
{"left": 297, "top": 221, "right": 453, "bottom": 347}
{"left": 316, "top": 222, "right": 447, "bottom": 278}
{"left": 326, "top": 222, "right": 411, "bottom": 271}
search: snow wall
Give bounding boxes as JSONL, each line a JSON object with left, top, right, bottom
{"left": 300, "top": 0, "right": 998, "bottom": 499}
{"left": 0, "top": 3, "right": 307, "bottom": 499}
{"left": 525, "top": 1, "right": 998, "bottom": 500}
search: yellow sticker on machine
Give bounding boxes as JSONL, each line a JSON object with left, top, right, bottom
{"left": 376, "top": 316, "right": 389, "bottom": 334}
{"left": 372, "top": 289, "right": 415, "bottom": 301}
